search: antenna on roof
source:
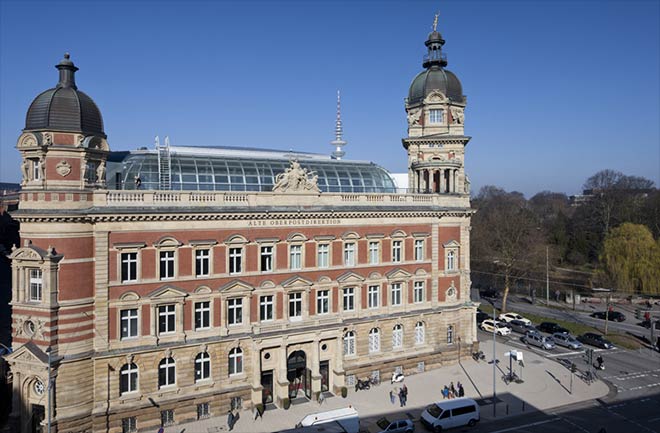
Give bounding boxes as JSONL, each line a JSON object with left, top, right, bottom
{"left": 330, "top": 90, "right": 347, "bottom": 160}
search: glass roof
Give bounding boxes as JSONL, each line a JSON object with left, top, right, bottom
{"left": 107, "top": 146, "right": 396, "bottom": 193}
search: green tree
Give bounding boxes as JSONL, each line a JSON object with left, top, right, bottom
{"left": 599, "top": 223, "right": 660, "bottom": 295}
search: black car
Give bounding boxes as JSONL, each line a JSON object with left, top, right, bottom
{"left": 476, "top": 311, "right": 490, "bottom": 325}
{"left": 537, "top": 322, "right": 569, "bottom": 334}
{"left": 577, "top": 332, "right": 615, "bottom": 349}
{"left": 591, "top": 311, "right": 626, "bottom": 322}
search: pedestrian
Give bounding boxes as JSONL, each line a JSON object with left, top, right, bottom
{"left": 450, "top": 381, "right": 455, "bottom": 396}
{"left": 318, "top": 391, "right": 325, "bottom": 405}
{"left": 398, "top": 388, "right": 405, "bottom": 407}
{"left": 442, "top": 385, "right": 449, "bottom": 399}
{"left": 459, "top": 384, "right": 465, "bottom": 397}
{"left": 227, "top": 410, "right": 235, "bottom": 431}
{"left": 134, "top": 175, "right": 142, "bottom": 189}
{"left": 389, "top": 389, "right": 395, "bottom": 404}
{"left": 402, "top": 383, "right": 408, "bottom": 398}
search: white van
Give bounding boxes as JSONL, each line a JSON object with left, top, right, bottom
{"left": 295, "top": 406, "right": 359, "bottom": 433}
{"left": 420, "top": 398, "right": 479, "bottom": 432}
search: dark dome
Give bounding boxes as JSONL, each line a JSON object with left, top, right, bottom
{"left": 408, "top": 67, "right": 464, "bottom": 105}
{"left": 24, "top": 54, "right": 105, "bottom": 137}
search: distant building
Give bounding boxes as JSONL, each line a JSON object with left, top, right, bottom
{"left": 4, "top": 18, "right": 476, "bottom": 433}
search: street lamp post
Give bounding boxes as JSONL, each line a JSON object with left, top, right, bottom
{"left": 546, "top": 246, "right": 549, "bottom": 306}
{"left": 490, "top": 300, "right": 497, "bottom": 417}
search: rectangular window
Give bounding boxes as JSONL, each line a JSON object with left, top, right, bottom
{"left": 260, "top": 295, "right": 273, "bottom": 322}
{"left": 429, "top": 109, "right": 443, "bottom": 124}
{"left": 368, "top": 285, "right": 380, "bottom": 309}
{"left": 195, "top": 249, "right": 210, "bottom": 277}
{"left": 260, "top": 246, "right": 273, "bottom": 272}
{"left": 120, "top": 308, "right": 139, "bottom": 339}
{"left": 32, "top": 159, "right": 41, "bottom": 181}
{"left": 159, "top": 250, "right": 175, "bottom": 280}
{"left": 368, "top": 241, "right": 379, "bottom": 265}
{"left": 161, "top": 410, "right": 174, "bottom": 427}
{"left": 194, "top": 301, "right": 211, "bottom": 330}
{"left": 121, "top": 252, "right": 137, "bottom": 282}
{"left": 121, "top": 417, "right": 137, "bottom": 433}
{"left": 392, "top": 240, "right": 402, "bottom": 263}
{"left": 342, "top": 288, "right": 355, "bottom": 312}
{"left": 229, "top": 247, "right": 242, "bottom": 274}
{"left": 28, "top": 269, "right": 43, "bottom": 302}
{"left": 414, "top": 239, "right": 424, "bottom": 261}
{"left": 197, "top": 403, "right": 210, "bottom": 420}
{"left": 317, "top": 243, "right": 329, "bottom": 268}
{"left": 414, "top": 281, "right": 425, "bottom": 303}
{"left": 317, "top": 290, "right": 329, "bottom": 315}
{"left": 289, "top": 245, "right": 302, "bottom": 270}
{"left": 227, "top": 298, "right": 243, "bottom": 326}
{"left": 289, "top": 292, "right": 302, "bottom": 320}
{"left": 158, "top": 304, "right": 176, "bottom": 334}
{"left": 344, "top": 242, "right": 356, "bottom": 266}
{"left": 391, "top": 283, "right": 402, "bottom": 306}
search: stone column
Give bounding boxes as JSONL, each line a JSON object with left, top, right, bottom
{"left": 332, "top": 336, "right": 345, "bottom": 394}
{"left": 449, "top": 169, "right": 455, "bottom": 193}
{"left": 311, "top": 338, "right": 321, "bottom": 400}
{"left": 275, "top": 345, "right": 288, "bottom": 406}
{"left": 250, "top": 341, "right": 262, "bottom": 407}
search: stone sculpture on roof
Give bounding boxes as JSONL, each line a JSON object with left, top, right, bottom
{"left": 272, "top": 160, "right": 321, "bottom": 193}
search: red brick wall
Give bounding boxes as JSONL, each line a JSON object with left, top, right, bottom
{"left": 109, "top": 307, "right": 117, "bottom": 340}
{"left": 309, "top": 289, "right": 316, "bottom": 316}
{"left": 305, "top": 241, "right": 315, "bottom": 268}
{"left": 141, "top": 304, "right": 150, "bottom": 335}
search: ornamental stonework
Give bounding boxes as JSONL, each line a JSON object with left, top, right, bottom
{"left": 56, "top": 160, "right": 72, "bottom": 177}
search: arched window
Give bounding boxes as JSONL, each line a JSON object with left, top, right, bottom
{"left": 415, "top": 322, "right": 425, "bottom": 345}
{"left": 447, "top": 325, "right": 454, "bottom": 344}
{"left": 195, "top": 352, "right": 211, "bottom": 382}
{"left": 158, "top": 357, "right": 176, "bottom": 388}
{"left": 120, "top": 363, "right": 138, "bottom": 395}
{"left": 343, "top": 331, "right": 356, "bottom": 356}
{"left": 447, "top": 251, "right": 456, "bottom": 271}
{"left": 392, "top": 324, "right": 403, "bottom": 349}
{"left": 229, "top": 347, "right": 243, "bottom": 376}
{"left": 368, "top": 328, "right": 380, "bottom": 353}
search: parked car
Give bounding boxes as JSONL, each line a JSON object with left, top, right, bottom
{"left": 498, "top": 312, "right": 532, "bottom": 325}
{"left": 376, "top": 417, "right": 414, "bottom": 433}
{"left": 476, "top": 311, "right": 490, "bottom": 325}
{"left": 523, "top": 331, "right": 556, "bottom": 350}
{"left": 577, "top": 332, "right": 615, "bottom": 349}
{"left": 537, "top": 322, "right": 569, "bottom": 334}
{"left": 508, "top": 319, "right": 537, "bottom": 334}
{"left": 552, "top": 332, "right": 583, "bottom": 350}
{"left": 480, "top": 319, "right": 511, "bottom": 336}
{"left": 591, "top": 311, "right": 626, "bottom": 322}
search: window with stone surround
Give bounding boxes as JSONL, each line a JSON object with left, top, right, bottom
{"left": 317, "top": 243, "right": 329, "bottom": 268}
{"left": 159, "top": 250, "right": 175, "bottom": 280}
{"left": 161, "top": 409, "right": 174, "bottom": 426}
{"left": 342, "top": 287, "right": 355, "bottom": 312}
{"left": 120, "top": 308, "right": 139, "bottom": 339}
{"left": 288, "top": 292, "right": 302, "bottom": 321}
{"left": 429, "top": 109, "right": 443, "bottom": 124}
{"left": 197, "top": 403, "right": 210, "bottom": 420}
{"left": 289, "top": 244, "right": 302, "bottom": 270}
{"left": 229, "top": 347, "right": 243, "bottom": 375}
{"left": 392, "top": 324, "right": 403, "bottom": 349}
{"left": 414, "top": 239, "right": 424, "bottom": 261}
{"left": 28, "top": 269, "right": 42, "bottom": 302}
{"left": 260, "top": 295, "right": 274, "bottom": 322}
{"left": 227, "top": 298, "right": 243, "bottom": 326}
{"left": 392, "top": 240, "right": 402, "bottom": 263}
{"left": 120, "top": 363, "right": 138, "bottom": 395}
{"left": 343, "top": 331, "right": 356, "bottom": 356}
{"left": 390, "top": 283, "right": 402, "bottom": 306}
{"left": 413, "top": 281, "right": 425, "bottom": 304}
{"left": 158, "top": 357, "right": 176, "bottom": 388}
{"left": 195, "top": 249, "right": 210, "bottom": 277}
{"left": 447, "top": 250, "right": 456, "bottom": 271}
{"left": 415, "top": 322, "right": 425, "bottom": 345}
{"left": 368, "top": 285, "right": 380, "bottom": 309}
{"left": 194, "top": 301, "right": 211, "bottom": 330}
{"left": 195, "top": 352, "right": 211, "bottom": 382}
{"left": 229, "top": 247, "right": 243, "bottom": 274}
{"left": 368, "top": 241, "right": 380, "bottom": 265}
{"left": 447, "top": 325, "right": 454, "bottom": 344}
{"left": 260, "top": 245, "right": 274, "bottom": 272}
{"left": 121, "top": 417, "right": 137, "bottom": 433}
{"left": 158, "top": 304, "right": 176, "bottom": 334}
{"left": 121, "top": 252, "right": 138, "bottom": 282}
{"left": 368, "top": 328, "right": 381, "bottom": 353}
{"left": 316, "top": 290, "right": 329, "bottom": 315}
{"left": 343, "top": 242, "right": 356, "bottom": 266}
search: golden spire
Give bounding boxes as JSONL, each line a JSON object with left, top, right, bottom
{"left": 432, "top": 12, "right": 439, "bottom": 32}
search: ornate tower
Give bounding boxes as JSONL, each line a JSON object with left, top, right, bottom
{"left": 402, "top": 16, "right": 470, "bottom": 195}
{"left": 17, "top": 53, "right": 109, "bottom": 196}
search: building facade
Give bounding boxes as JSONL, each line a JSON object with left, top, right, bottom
{"left": 4, "top": 22, "right": 477, "bottom": 433}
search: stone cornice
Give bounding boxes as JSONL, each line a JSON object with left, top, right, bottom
{"left": 402, "top": 135, "right": 471, "bottom": 148}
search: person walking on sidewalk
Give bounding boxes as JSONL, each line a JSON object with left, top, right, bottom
{"left": 227, "top": 410, "right": 235, "bottom": 431}
{"left": 401, "top": 383, "right": 408, "bottom": 406}
{"left": 398, "top": 388, "right": 405, "bottom": 407}
{"left": 450, "top": 382, "right": 456, "bottom": 398}
{"left": 389, "top": 389, "right": 395, "bottom": 404}
{"left": 442, "top": 385, "right": 449, "bottom": 399}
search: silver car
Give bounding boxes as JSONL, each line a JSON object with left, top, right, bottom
{"left": 552, "top": 332, "right": 583, "bottom": 350}
{"left": 376, "top": 417, "right": 415, "bottom": 433}
{"left": 523, "top": 331, "right": 556, "bottom": 350}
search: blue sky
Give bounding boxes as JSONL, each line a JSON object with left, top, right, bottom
{"left": 1, "top": 0, "right": 658, "bottom": 197}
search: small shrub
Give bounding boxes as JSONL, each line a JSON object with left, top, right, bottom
{"left": 282, "top": 397, "right": 291, "bottom": 410}
{"left": 341, "top": 386, "right": 347, "bottom": 398}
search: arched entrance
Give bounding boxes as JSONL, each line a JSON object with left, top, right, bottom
{"left": 287, "top": 350, "right": 311, "bottom": 400}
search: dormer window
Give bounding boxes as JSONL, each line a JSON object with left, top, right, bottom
{"left": 429, "top": 109, "right": 443, "bottom": 124}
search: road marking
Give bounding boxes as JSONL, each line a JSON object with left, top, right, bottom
{"left": 547, "top": 350, "right": 585, "bottom": 358}
{"left": 558, "top": 416, "right": 591, "bottom": 432}
{"left": 487, "top": 417, "right": 560, "bottom": 433}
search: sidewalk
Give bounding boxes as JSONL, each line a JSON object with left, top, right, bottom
{"left": 166, "top": 340, "right": 609, "bottom": 432}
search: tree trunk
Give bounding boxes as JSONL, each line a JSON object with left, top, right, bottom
{"left": 501, "top": 273, "right": 510, "bottom": 313}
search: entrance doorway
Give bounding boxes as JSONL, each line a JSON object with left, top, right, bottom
{"left": 261, "top": 370, "right": 273, "bottom": 404}
{"left": 287, "top": 350, "right": 311, "bottom": 400}
{"left": 320, "top": 360, "right": 330, "bottom": 392}
{"left": 31, "top": 404, "right": 45, "bottom": 433}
